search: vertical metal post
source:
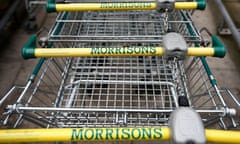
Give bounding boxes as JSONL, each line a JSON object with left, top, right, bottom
{"left": 213, "top": 0, "right": 240, "bottom": 49}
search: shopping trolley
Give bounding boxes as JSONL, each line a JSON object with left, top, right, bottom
{"left": 0, "top": 0, "right": 240, "bottom": 143}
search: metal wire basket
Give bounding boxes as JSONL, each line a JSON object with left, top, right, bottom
{"left": 1, "top": 9, "right": 238, "bottom": 130}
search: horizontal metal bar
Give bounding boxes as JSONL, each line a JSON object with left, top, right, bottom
{"left": 29, "top": 1, "right": 47, "bottom": 5}
{"left": 65, "top": 80, "right": 176, "bottom": 88}
{"left": 69, "top": 72, "right": 172, "bottom": 77}
{"left": 55, "top": 20, "right": 192, "bottom": 23}
{"left": 10, "top": 106, "right": 227, "bottom": 114}
{"left": 71, "top": 66, "right": 170, "bottom": 70}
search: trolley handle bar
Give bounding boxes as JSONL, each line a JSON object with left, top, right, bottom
{"left": 0, "top": 127, "right": 239, "bottom": 143}
{"left": 22, "top": 35, "right": 226, "bottom": 59}
{"left": 46, "top": 0, "right": 206, "bottom": 12}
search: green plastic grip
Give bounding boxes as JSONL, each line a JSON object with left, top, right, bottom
{"left": 196, "top": 0, "right": 206, "bottom": 10}
{"left": 29, "top": 58, "right": 45, "bottom": 82}
{"left": 46, "top": 0, "right": 56, "bottom": 13}
{"left": 22, "top": 35, "right": 43, "bottom": 82}
{"left": 22, "top": 35, "right": 36, "bottom": 59}
{"left": 212, "top": 35, "right": 226, "bottom": 58}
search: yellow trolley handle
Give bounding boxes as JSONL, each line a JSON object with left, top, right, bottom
{"left": 22, "top": 34, "right": 226, "bottom": 59}
{"left": 0, "top": 127, "right": 239, "bottom": 143}
{"left": 46, "top": 0, "right": 206, "bottom": 12}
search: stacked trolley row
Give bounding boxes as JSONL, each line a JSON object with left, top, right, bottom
{"left": 0, "top": 0, "right": 240, "bottom": 143}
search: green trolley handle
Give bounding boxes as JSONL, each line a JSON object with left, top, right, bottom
{"left": 22, "top": 34, "right": 226, "bottom": 59}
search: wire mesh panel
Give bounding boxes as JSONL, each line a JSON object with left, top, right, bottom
{"left": 55, "top": 56, "right": 181, "bottom": 127}
{"left": 48, "top": 10, "right": 200, "bottom": 44}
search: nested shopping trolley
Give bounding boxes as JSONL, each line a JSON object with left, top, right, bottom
{"left": 0, "top": 0, "right": 240, "bottom": 143}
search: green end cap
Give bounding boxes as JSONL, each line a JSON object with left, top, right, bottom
{"left": 22, "top": 35, "right": 36, "bottom": 59}
{"left": 212, "top": 35, "right": 226, "bottom": 58}
{"left": 196, "top": 0, "right": 206, "bottom": 10}
{"left": 46, "top": 0, "right": 56, "bottom": 13}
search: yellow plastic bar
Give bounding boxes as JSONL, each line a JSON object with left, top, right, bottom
{"left": 54, "top": 2, "right": 198, "bottom": 12}
{"left": 174, "top": 2, "right": 197, "bottom": 9}
{"left": 34, "top": 47, "right": 164, "bottom": 57}
{"left": 0, "top": 128, "right": 240, "bottom": 143}
{"left": 0, "top": 127, "right": 170, "bottom": 143}
{"left": 32, "top": 47, "right": 215, "bottom": 58}
{"left": 55, "top": 3, "right": 156, "bottom": 11}
{"left": 188, "top": 47, "right": 214, "bottom": 56}
{"left": 206, "top": 129, "right": 240, "bottom": 144}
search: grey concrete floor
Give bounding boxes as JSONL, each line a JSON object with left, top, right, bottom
{"left": 0, "top": 0, "right": 239, "bottom": 143}
{"left": 0, "top": 9, "right": 56, "bottom": 96}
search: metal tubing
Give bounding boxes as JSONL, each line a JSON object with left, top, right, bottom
{"left": 8, "top": 106, "right": 227, "bottom": 114}
{"left": 0, "top": 86, "right": 23, "bottom": 106}
{"left": 225, "top": 89, "right": 240, "bottom": 107}
{"left": 213, "top": 0, "right": 240, "bottom": 49}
